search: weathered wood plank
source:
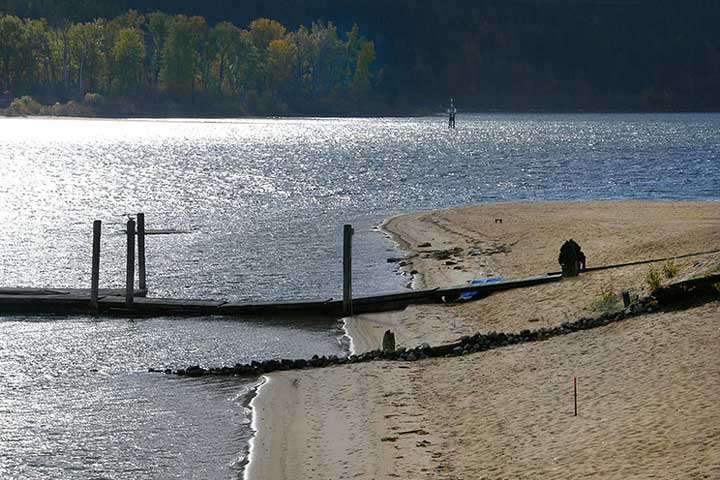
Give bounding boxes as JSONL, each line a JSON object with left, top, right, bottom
{"left": 98, "top": 297, "right": 226, "bottom": 315}
{"left": 0, "top": 272, "right": 563, "bottom": 317}
{"left": 0, "top": 294, "right": 97, "bottom": 314}
{"left": 0, "top": 294, "right": 92, "bottom": 303}
{"left": 219, "top": 298, "right": 342, "bottom": 316}
{"left": 0, "top": 287, "right": 147, "bottom": 297}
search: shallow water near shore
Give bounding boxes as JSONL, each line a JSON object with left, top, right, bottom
{"left": 1, "top": 113, "right": 718, "bottom": 478}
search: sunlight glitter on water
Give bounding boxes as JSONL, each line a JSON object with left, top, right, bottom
{"left": 1, "top": 113, "right": 718, "bottom": 478}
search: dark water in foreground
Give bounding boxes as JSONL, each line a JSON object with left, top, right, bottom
{"left": 0, "top": 113, "right": 718, "bottom": 478}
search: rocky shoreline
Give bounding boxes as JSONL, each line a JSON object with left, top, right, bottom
{"left": 151, "top": 273, "right": 719, "bottom": 379}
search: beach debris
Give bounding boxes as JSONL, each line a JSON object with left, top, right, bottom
{"left": 382, "top": 330, "right": 396, "bottom": 352}
{"left": 459, "top": 277, "right": 505, "bottom": 300}
{"left": 429, "top": 247, "right": 463, "bottom": 260}
{"left": 622, "top": 291, "right": 632, "bottom": 307}
{"left": 418, "top": 242, "right": 432, "bottom": 248}
{"left": 652, "top": 271, "right": 720, "bottom": 304}
{"left": 382, "top": 392, "right": 403, "bottom": 398}
{"left": 468, "top": 242, "right": 511, "bottom": 256}
{"left": 381, "top": 436, "right": 398, "bottom": 442}
{"left": 559, "top": 239, "right": 586, "bottom": 277}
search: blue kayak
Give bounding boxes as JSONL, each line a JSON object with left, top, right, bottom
{"left": 459, "top": 277, "right": 505, "bottom": 300}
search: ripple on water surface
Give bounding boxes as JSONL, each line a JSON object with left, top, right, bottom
{"left": 0, "top": 114, "right": 718, "bottom": 478}
{"left": 0, "top": 316, "right": 345, "bottom": 479}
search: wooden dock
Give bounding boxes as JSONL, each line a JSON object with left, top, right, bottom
{"left": 0, "top": 213, "right": 567, "bottom": 318}
{"left": 0, "top": 273, "right": 561, "bottom": 318}
{"left": 5, "top": 212, "right": 712, "bottom": 320}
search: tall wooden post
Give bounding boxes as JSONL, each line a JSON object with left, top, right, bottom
{"left": 343, "top": 224, "right": 354, "bottom": 316}
{"left": 90, "top": 220, "right": 102, "bottom": 309}
{"left": 137, "top": 212, "right": 146, "bottom": 292}
{"left": 126, "top": 218, "right": 136, "bottom": 309}
{"left": 622, "top": 291, "right": 631, "bottom": 308}
{"left": 574, "top": 376, "right": 578, "bottom": 417}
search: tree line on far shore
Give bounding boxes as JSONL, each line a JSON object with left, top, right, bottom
{"left": 0, "top": 10, "right": 380, "bottom": 116}
{"left": 2, "top": 1, "right": 719, "bottom": 115}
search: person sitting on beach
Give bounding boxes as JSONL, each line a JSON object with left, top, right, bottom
{"left": 559, "top": 239, "right": 585, "bottom": 276}
{"left": 568, "top": 239, "right": 586, "bottom": 270}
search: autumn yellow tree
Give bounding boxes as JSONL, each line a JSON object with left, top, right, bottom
{"left": 112, "top": 27, "right": 144, "bottom": 93}
{"left": 351, "top": 40, "right": 375, "bottom": 98}
{"left": 248, "top": 18, "right": 285, "bottom": 51}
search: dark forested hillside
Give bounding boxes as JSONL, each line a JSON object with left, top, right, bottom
{"left": 2, "top": 0, "right": 719, "bottom": 114}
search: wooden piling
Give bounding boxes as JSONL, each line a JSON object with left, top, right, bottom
{"left": 343, "top": 224, "right": 354, "bottom": 316}
{"left": 574, "top": 376, "right": 578, "bottom": 416}
{"left": 126, "top": 219, "right": 136, "bottom": 309}
{"left": 137, "top": 212, "right": 146, "bottom": 291}
{"left": 90, "top": 220, "right": 101, "bottom": 309}
{"left": 622, "top": 291, "right": 631, "bottom": 308}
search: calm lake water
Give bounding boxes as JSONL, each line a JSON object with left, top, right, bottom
{"left": 1, "top": 113, "right": 718, "bottom": 478}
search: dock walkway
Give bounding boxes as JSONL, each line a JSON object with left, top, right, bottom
{"left": 0, "top": 273, "right": 561, "bottom": 318}
{"left": 5, "top": 212, "right": 713, "bottom": 320}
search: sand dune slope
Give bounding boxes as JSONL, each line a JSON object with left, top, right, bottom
{"left": 414, "top": 302, "right": 720, "bottom": 479}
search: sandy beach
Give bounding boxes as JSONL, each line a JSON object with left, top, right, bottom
{"left": 247, "top": 200, "right": 720, "bottom": 479}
